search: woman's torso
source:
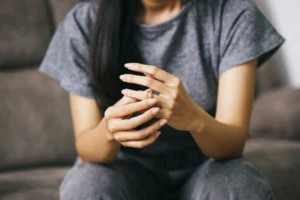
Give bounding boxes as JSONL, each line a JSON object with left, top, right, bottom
{"left": 119, "top": 0, "right": 222, "bottom": 170}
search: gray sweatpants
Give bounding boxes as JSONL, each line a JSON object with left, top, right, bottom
{"left": 59, "top": 152, "right": 274, "bottom": 200}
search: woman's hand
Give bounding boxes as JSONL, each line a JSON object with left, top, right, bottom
{"left": 119, "top": 63, "right": 199, "bottom": 132}
{"left": 104, "top": 93, "right": 168, "bottom": 148}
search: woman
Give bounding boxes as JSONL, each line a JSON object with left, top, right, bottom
{"left": 39, "top": 0, "right": 285, "bottom": 199}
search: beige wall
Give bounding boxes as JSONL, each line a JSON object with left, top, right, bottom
{"left": 253, "top": 0, "right": 300, "bottom": 88}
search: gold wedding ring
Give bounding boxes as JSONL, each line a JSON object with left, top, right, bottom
{"left": 147, "top": 90, "right": 153, "bottom": 99}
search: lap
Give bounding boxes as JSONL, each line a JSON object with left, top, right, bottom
{"left": 177, "top": 157, "right": 274, "bottom": 200}
{"left": 60, "top": 157, "right": 166, "bottom": 200}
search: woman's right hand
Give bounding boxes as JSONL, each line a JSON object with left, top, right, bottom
{"left": 104, "top": 93, "right": 167, "bottom": 148}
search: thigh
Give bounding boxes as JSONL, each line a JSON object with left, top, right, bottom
{"left": 60, "top": 157, "right": 165, "bottom": 200}
{"left": 178, "top": 157, "right": 274, "bottom": 200}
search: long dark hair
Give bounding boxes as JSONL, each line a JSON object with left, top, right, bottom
{"left": 88, "top": 0, "right": 143, "bottom": 116}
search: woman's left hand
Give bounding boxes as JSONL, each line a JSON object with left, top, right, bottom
{"left": 119, "top": 63, "right": 200, "bottom": 132}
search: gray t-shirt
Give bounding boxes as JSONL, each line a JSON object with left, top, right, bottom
{"left": 39, "top": 0, "right": 285, "bottom": 169}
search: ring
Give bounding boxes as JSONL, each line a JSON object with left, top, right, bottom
{"left": 147, "top": 90, "right": 153, "bottom": 99}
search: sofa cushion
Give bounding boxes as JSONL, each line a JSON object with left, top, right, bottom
{"left": 0, "top": 68, "right": 76, "bottom": 171}
{"left": 249, "top": 88, "right": 300, "bottom": 140}
{"left": 256, "top": 60, "right": 281, "bottom": 93}
{"left": 0, "top": 166, "right": 70, "bottom": 200}
{"left": 0, "top": 0, "right": 53, "bottom": 69}
{"left": 244, "top": 139, "right": 300, "bottom": 200}
{"left": 50, "top": 0, "right": 78, "bottom": 26}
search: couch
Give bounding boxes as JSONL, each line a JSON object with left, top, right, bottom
{"left": 0, "top": 0, "right": 299, "bottom": 199}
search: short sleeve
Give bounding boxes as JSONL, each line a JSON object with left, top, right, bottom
{"left": 217, "top": 0, "right": 285, "bottom": 79}
{"left": 38, "top": 1, "right": 98, "bottom": 98}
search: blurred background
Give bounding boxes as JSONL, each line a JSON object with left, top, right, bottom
{"left": 253, "top": 0, "right": 300, "bottom": 88}
{"left": 0, "top": 0, "right": 299, "bottom": 199}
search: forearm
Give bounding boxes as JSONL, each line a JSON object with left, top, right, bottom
{"left": 75, "top": 117, "right": 121, "bottom": 164}
{"left": 189, "top": 104, "right": 247, "bottom": 160}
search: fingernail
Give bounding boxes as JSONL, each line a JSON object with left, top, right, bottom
{"left": 160, "top": 119, "right": 167, "bottom": 126}
{"left": 155, "top": 131, "right": 161, "bottom": 137}
{"left": 125, "top": 63, "right": 134, "bottom": 68}
{"left": 119, "top": 74, "right": 126, "bottom": 80}
{"left": 148, "top": 98, "right": 156, "bottom": 105}
{"left": 121, "top": 89, "right": 127, "bottom": 95}
{"left": 151, "top": 107, "right": 159, "bottom": 115}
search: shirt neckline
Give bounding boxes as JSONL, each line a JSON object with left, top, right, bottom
{"left": 133, "top": 0, "right": 194, "bottom": 32}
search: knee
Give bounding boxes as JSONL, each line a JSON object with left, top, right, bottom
{"left": 59, "top": 161, "right": 123, "bottom": 200}
{"left": 190, "top": 158, "right": 273, "bottom": 200}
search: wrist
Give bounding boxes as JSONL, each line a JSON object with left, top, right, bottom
{"left": 100, "top": 117, "right": 116, "bottom": 142}
{"left": 189, "top": 103, "right": 205, "bottom": 134}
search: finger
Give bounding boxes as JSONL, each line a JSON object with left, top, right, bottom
{"left": 128, "top": 89, "right": 155, "bottom": 114}
{"left": 120, "top": 131, "right": 161, "bottom": 148}
{"left": 119, "top": 74, "right": 171, "bottom": 94}
{"left": 108, "top": 106, "right": 160, "bottom": 132}
{"left": 115, "top": 95, "right": 138, "bottom": 106}
{"left": 124, "top": 63, "right": 176, "bottom": 83}
{"left": 105, "top": 98, "right": 157, "bottom": 119}
{"left": 113, "top": 118, "right": 168, "bottom": 142}
{"left": 121, "top": 88, "right": 168, "bottom": 107}
{"left": 144, "top": 73, "right": 159, "bottom": 83}
{"left": 135, "top": 107, "right": 151, "bottom": 114}
{"left": 153, "top": 108, "right": 170, "bottom": 120}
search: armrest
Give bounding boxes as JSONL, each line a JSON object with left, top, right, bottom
{"left": 249, "top": 88, "right": 300, "bottom": 140}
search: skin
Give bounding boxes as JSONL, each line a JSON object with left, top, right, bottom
{"left": 70, "top": 0, "right": 257, "bottom": 163}
{"left": 121, "top": 58, "right": 257, "bottom": 159}
{"left": 136, "top": 0, "right": 186, "bottom": 25}
{"left": 71, "top": 92, "right": 166, "bottom": 163}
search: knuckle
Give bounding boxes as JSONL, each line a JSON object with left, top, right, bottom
{"left": 150, "top": 66, "right": 158, "bottom": 75}
{"left": 114, "top": 135, "right": 120, "bottom": 141}
{"left": 104, "top": 108, "right": 111, "bottom": 119}
{"left": 158, "top": 110, "right": 167, "bottom": 120}
{"left": 137, "top": 142, "right": 145, "bottom": 148}
{"left": 124, "top": 120, "right": 134, "bottom": 130}
{"left": 171, "top": 90, "right": 179, "bottom": 99}
{"left": 145, "top": 77, "right": 153, "bottom": 86}
{"left": 107, "top": 122, "right": 115, "bottom": 133}
{"left": 146, "top": 110, "right": 154, "bottom": 120}
{"left": 169, "top": 100, "right": 176, "bottom": 109}
{"left": 174, "top": 77, "right": 181, "bottom": 86}
{"left": 165, "top": 112, "right": 171, "bottom": 120}
{"left": 174, "top": 90, "right": 179, "bottom": 98}
{"left": 136, "top": 131, "right": 144, "bottom": 139}
{"left": 120, "top": 105, "right": 129, "bottom": 115}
